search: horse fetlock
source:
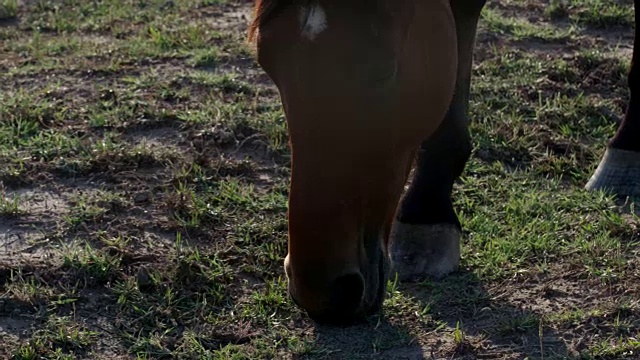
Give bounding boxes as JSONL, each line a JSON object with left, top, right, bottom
{"left": 388, "top": 222, "right": 461, "bottom": 282}
{"left": 586, "top": 148, "right": 640, "bottom": 199}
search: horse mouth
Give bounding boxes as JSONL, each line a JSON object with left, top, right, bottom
{"left": 362, "top": 230, "right": 390, "bottom": 315}
{"left": 284, "top": 230, "right": 390, "bottom": 326}
{"left": 366, "top": 247, "right": 390, "bottom": 316}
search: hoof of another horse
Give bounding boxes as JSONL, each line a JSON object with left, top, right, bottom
{"left": 389, "top": 222, "right": 461, "bottom": 282}
{"left": 585, "top": 148, "right": 640, "bottom": 199}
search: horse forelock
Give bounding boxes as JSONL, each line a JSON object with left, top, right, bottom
{"left": 248, "top": 0, "right": 298, "bottom": 42}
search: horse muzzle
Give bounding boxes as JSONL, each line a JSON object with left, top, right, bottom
{"left": 286, "top": 247, "right": 389, "bottom": 326}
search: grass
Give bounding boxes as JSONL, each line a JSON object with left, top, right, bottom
{"left": 0, "top": 0, "right": 639, "bottom": 359}
{"left": 547, "top": 0, "right": 636, "bottom": 28}
{"left": 0, "top": 192, "right": 22, "bottom": 217}
{"left": 0, "top": 0, "right": 17, "bottom": 21}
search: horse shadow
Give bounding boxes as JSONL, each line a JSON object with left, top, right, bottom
{"left": 296, "top": 270, "right": 572, "bottom": 359}
{"left": 295, "top": 317, "right": 426, "bottom": 360}
{"left": 401, "top": 270, "right": 573, "bottom": 359}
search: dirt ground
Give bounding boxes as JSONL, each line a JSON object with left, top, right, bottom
{"left": 1, "top": 0, "right": 639, "bottom": 359}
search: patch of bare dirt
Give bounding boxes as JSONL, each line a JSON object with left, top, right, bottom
{"left": 0, "top": 188, "right": 68, "bottom": 265}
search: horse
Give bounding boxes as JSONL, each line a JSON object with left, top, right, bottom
{"left": 248, "top": 0, "right": 640, "bottom": 325}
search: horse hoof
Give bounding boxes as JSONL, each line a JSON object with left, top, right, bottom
{"left": 586, "top": 148, "right": 640, "bottom": 199}
{"left": 388, "top": 222, "right": 461, "bottom": 282}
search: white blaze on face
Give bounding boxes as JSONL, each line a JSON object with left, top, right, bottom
{"left": 300, "top": 3, "right": 328, "bottom": 40}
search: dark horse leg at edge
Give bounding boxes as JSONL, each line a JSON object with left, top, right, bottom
{"left": 391, "top": 0, "right": 640, "bottom": 281}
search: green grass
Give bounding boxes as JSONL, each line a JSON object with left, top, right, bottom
{"left": 0, "top": 192, "right": 22, "bottom": 216}
{"left": 482, "top": 7, "right": 577, "bottom": 41}
{"left": 0, "top": 0, "right": 17, "bottom": 21}
{"left": 548, "top": 0, "right": 636, "bottom": 28}
{"left": 0, "top": 0, "right": 639, "bottom": 358}
{"left": 13, "top": 316, "right": 97, "bottom": 359}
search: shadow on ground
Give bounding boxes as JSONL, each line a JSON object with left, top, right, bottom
{"left": 293, "top": 319, "right": 425, "bottom": 360}
{"left": 402, "top": 270, "right": 571, "bottom": 359}
{"left": 294, "top": 270, "right": 571, "bottom": 360}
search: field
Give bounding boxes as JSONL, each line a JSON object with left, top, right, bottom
{"left": 1, "top": 0, "right": 639, "bottom": 358}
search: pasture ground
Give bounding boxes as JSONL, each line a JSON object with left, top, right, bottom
{"left": 1, "top": 0, "right": 639, "bottom": 358}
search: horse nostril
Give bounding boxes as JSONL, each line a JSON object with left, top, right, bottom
{"left": 329, "top": 272, "right": 365, "bottom": 316}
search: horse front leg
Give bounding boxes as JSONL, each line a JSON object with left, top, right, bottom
{"left": 389, "top": 0, "right": 487, "bottom": 281}
{"left": 586, "top": 0, "right": 640, "bottom": 199}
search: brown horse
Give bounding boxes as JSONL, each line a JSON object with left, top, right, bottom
{"left": 250, "top": 0, "right": 457, "bottom": 324}
{"left": 249, "top": 0, "right": 640, "bottom": 325}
